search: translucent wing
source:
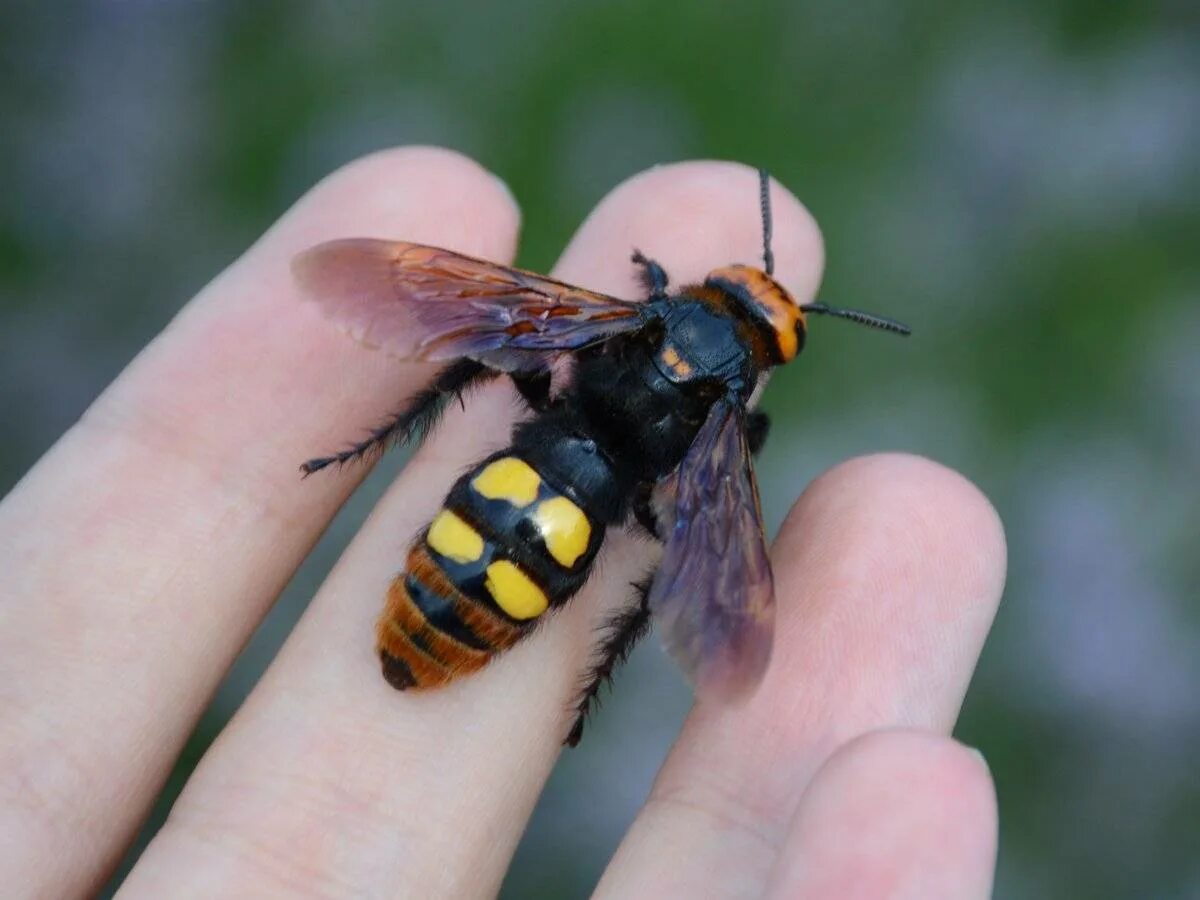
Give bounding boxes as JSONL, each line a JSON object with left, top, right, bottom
{"left": 293, "top": 239, "right": 647, "bottom": 371}
{"left": 648, "top": 399, "right": 776, "bottom": 700}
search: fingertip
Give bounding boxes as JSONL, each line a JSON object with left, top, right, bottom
{"left": 776, "top": 452, "right": 1008, "bottom": 618}
{"left": 554, "top": 160, "right": 824, "bottom": 302}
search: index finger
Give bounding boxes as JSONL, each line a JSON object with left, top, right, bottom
{"left": 0, "top": 147, "right": 520, "bottom": 898}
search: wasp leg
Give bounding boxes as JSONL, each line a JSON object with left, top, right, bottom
{"left": 746, "top": 410, "right": 771, "bottom": 456}
{"left": 565, "top": 577, "right": 653, "bottom": 747}
{"left": 631, "top": 249, "right": 670, "bottom": 300}
{"left": 511, "top": 367, "right": 552, "bottom": 413}
{"left": 301, "top": 360, "right": 494, "bottom": 476}
{"left": 630, "top": 480, "right": 662, "bottom": 540}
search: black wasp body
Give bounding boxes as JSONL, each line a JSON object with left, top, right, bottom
{"left": 294, "top": 169, "right": 909, "bottom": 745}
{"left": 572, "top": 295, "right": 758, "bottom": 479}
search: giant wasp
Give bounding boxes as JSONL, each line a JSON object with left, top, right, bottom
{"left": 295, "top": 169, "right": 909, "bottom": 744}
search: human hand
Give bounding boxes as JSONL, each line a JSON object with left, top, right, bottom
{"left": 0, "top": 149, "right": 1006, "bottom": 898}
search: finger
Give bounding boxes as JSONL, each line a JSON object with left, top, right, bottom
{"left": 595, "top": 455, "right": 1006, "bottom": 898}
{"left": 0, "top": 147, "right": 519, "bottom": 897}
{"left": 764, "top": 729, "right": 998, "bottom": 900}
{"left": 116, "top": 162, "right": 825, "bottom": 899}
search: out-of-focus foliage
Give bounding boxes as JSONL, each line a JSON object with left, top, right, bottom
{"left": 2, "top": 1, "right": 1197, "bottom": 897}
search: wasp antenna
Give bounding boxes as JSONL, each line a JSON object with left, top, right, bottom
{"left": 801, "top": 302, "right": 912, "bottom": 336}
{"left": 758, "top": 168, "right": 774, "bottom": 276}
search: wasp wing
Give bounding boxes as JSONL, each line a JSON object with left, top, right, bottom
{"left": 648, "top": 399, "right": 776, "bottom": 701}
{"left": 293, "top": 239, "right": 646, "bottom": 371}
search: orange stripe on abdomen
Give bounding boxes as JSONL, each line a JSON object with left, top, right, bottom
{"left": 376, "top": 544, "right": 527, "bottom": 690}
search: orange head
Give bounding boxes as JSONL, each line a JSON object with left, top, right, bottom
{"left": 703, "top": 264, "right": 806, "bottom": 365}
{"left": 707, "top": 169, "right": 911, "bottom": 368}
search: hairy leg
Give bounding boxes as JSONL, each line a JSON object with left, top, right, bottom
{"left": 631, "top": 249, "right": 669, "bottom": 300}
{"left": 565, "top": 577, "right": 654, "bottom": 747}
{"left": 511, "top": 367, "right": 552, "bottom": 412}
{"left": 301, "top": 360, "right": 494, "bottom": 475}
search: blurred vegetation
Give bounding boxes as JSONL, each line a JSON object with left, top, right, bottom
{"left": 2, "top": 1, "right": 1197, "bottom": 897}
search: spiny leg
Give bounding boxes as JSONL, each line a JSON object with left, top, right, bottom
{"left": 511, "top": 367, "right": 552, "bottom": 413}
{"left": 631, "top": 249, "right": 669, "bottom": 300}
{"left": 301, "top": 359, "right": 494, "bottom": 476}
{"left": 565, "top": 577, "right": 653, "bottom": 747}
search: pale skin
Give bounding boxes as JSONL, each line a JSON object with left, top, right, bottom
{"left": 0, "top": 149, "right": 1006, "bottom": 899}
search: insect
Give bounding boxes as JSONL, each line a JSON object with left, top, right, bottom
{"left": 294, "top": 170, "right": 909, "bottom": 745}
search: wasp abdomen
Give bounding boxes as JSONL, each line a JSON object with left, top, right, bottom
{"left": 377, "top": 451, "right": 607, "bottom": 690}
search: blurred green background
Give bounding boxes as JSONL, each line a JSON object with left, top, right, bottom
{"left": 2, "top": 1, "right": 1198, "bottom": 897}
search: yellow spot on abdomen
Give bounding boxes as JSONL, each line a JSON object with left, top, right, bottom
{"left": 472, "top": 457, "right": 542, "bottom": 507}
{"left": 426, "top": 510, "right": 484, "bottom": 564}
{"left": 484, "top": 560, "right": 548, "bottom": 620}
{"left": 532, "top": 496, "right": 591, "bottom": 568}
